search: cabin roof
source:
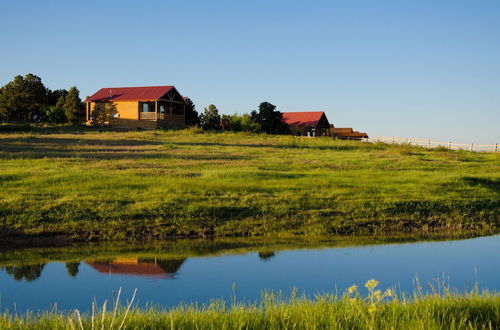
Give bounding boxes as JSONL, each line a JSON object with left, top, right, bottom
{"left": 281, "top": 111, "right": 329, "bottom": 127}
{"left": 86, "top": 86, "right": 175, "bottom": 102}
{"left": 332, "top": 127, "right": 353, "bottom": 133}
{"left": 331, "top": 127, "right": 369, "bottom": 138}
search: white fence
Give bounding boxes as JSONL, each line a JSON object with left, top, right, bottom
{"left": 365, "top": 136, "right": 499, "bottom": 153}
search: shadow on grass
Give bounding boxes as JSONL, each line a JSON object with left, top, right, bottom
{"left": 0, "top": 149, "right": 250, "bottom": 161}
{"left": 0, "top": 137, "right": 251, "bottom": 161}
{"left": 0, "top": 137, "right": 163, "bottom": 147}
{"left": 463, "top": 177, "right": 500, "bottom": 193}
{"left": 166, "top": 141, "right": 374, "bottom": 151}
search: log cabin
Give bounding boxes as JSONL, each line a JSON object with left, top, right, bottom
{"left": 85, "top": 86, "right": 187, "bottom": 129}
{"left": 331, "top": 126, "right": 369, "bottom": 140}
{"left": 281, "top": 111, "right": 331, "bottom": 136}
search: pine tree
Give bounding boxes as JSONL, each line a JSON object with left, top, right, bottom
{"left": 200, "top": 104, "right": 221, "bottom": 130}
{"left": 184, "top": 97, "right": 200, "bottom": 126}
{"left": 63, "top": 86, "right": 84, "bottom": 124}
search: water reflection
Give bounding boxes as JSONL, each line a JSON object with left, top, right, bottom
{"left": 258, "top": 251, "right": 276, "bottom": 261}
{"left": 1, "top": 264, "right": 46, "bottom": 282}
{"left": 1, "top": 235, "right": 499, "bottom": 313}
{"left": 65, "top": 262, "right": 80, "bottom": 277}
{"left": 1, "top": 253, "right": 278, "bottom": 282}
{"left": 86, "top": 258, "right": 185, "bottom": 279}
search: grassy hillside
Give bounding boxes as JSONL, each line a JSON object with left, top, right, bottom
{"left": 0, "top": 127, "right": 498, "bottom": 241}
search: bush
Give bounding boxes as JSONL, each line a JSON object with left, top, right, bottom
{"left": 43, "top": 105, "right": 67, "bottom": 123}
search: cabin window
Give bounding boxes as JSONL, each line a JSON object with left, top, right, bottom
{"left": 160, "top": 106, "right": 166, "bottom": 113}
{"left": 140, "top": 102, "right": 155, "bottom": 112}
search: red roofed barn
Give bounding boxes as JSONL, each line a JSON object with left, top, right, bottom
{"left": 281, "top": 111, "right": 330, "bottom": 136}
{"left": 85, "top": 86, "right": 187, "bottom": 129}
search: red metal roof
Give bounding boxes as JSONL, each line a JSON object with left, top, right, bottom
{"left": 86, "top": 262, "right": 174, "bottom": 278}
{"left": 86, "top": 86, "right": 174, "bottom": 102}
{"left": 281, "top": 111, "right": 328, "bottom": 127}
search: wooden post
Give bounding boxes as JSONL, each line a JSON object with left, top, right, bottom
{"left": 428, "top": 139, "right": 431, "bottom": 148}
{"left": 470, "top": 143, "right": 473, "bottom": 152}
{"left": 448, "top": 141, "right": 451, "bottom": 150}
{"left": 495, "top": 143, "right": 498, "bottom": 153}
{"left": 392, "top": 137, "right": 395, "bottom": 144}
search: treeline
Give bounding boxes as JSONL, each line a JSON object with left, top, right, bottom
{"left": 0, "top": 73, "right": 84, "bottom": 123}
{"left": 195, "top": 102, "right": 289, "bottom": 134}
{"left": 0, "top": 73, "right": 289, "bottom": 134}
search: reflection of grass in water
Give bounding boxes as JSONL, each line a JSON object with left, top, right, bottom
{"left": 2, "top": 280, "right": 500, "bottom": 329}
{"left": 0, "top": 233, "right": 490, "bottom": 267}
{"left": 0, "top": 128, "right": 498, "bottom": 241}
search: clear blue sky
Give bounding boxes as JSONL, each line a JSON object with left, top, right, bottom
{"left": 1, "top": 0, "right": 499, "bottom": 143}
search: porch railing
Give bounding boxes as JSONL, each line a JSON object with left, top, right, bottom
{"left": 140, "top": 112, "right": 185, "bottom": 121}
{"left": 139, "top": 112, "right": 156, "bottom": 120}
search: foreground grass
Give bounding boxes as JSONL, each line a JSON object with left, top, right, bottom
{"left": 0, "top": 127, "right": 499, "bottom": 240}
{"left": 2, "top": 285, "right": 500, "bottom": 329}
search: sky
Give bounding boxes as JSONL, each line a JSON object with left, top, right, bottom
{"left": 0, "top": 0, "right": 499, "bottom": 144}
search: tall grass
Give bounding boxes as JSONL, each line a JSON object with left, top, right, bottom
{"left": 0, "top": 128, "right": 499, "bottom": 241}
{"left": 1, "top": 281, "right": 500, "bottom": 329}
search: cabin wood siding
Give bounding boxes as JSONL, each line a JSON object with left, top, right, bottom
{"left": 86, "top": 101, "right": 139, "bottom": 121}
{"left": 113, "top": 101, "right": 140, "bottom": 119}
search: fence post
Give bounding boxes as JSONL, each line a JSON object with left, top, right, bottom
{"left": 470, "top": 143, "right": 473, "bottom": 152}
{"left": 495, "top": 143, "right": 498, "bottom": 153}
{"left": 392, "top": 137, "right": 395, "bottom": 144}
{"left": 448, "top": 141, "right": 451, "bottom": 150}
{"left": 428, "top": 139, "right": 431, "bottom": 148}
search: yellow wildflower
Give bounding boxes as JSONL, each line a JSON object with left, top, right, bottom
{"left": 365, "top": 279, "right": 379, "bottom": 290}
{"left": 385, "top": 289, "right": 393, "bottom": 297}
{"left": 373, "top": 290, "right": 382, "bottom": 300}
{"left": 347, "top": 285, "right": 358, "bottom": 294}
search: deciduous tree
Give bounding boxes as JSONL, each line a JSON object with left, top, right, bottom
{"left": 43, "top": 94, "right": 67, "bottom": 123}
{"left": 47, "top": 89, "right": 68, "bottom": 106}
{"left": 251, "top": 101, "right": 288, "bottom": 134}
{"left": 0, "top": 74, "right": 47, "bottom": 121}
{"left": 91, "top": 102, "right": 117, "bottom": 125}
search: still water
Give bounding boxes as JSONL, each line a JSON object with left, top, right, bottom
{"left": 1, "top": 235, "right": 499, "bottom": 313}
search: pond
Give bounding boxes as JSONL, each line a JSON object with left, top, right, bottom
{"left": 1, "top": 234, "right": 499, "bottom": 313}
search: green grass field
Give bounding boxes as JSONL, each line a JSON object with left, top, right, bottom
{"left": 2, "top": 285, "right": 500, "bottom": 329}
{"left": 0, "top": 127, "right": 498, "bottom": 241}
